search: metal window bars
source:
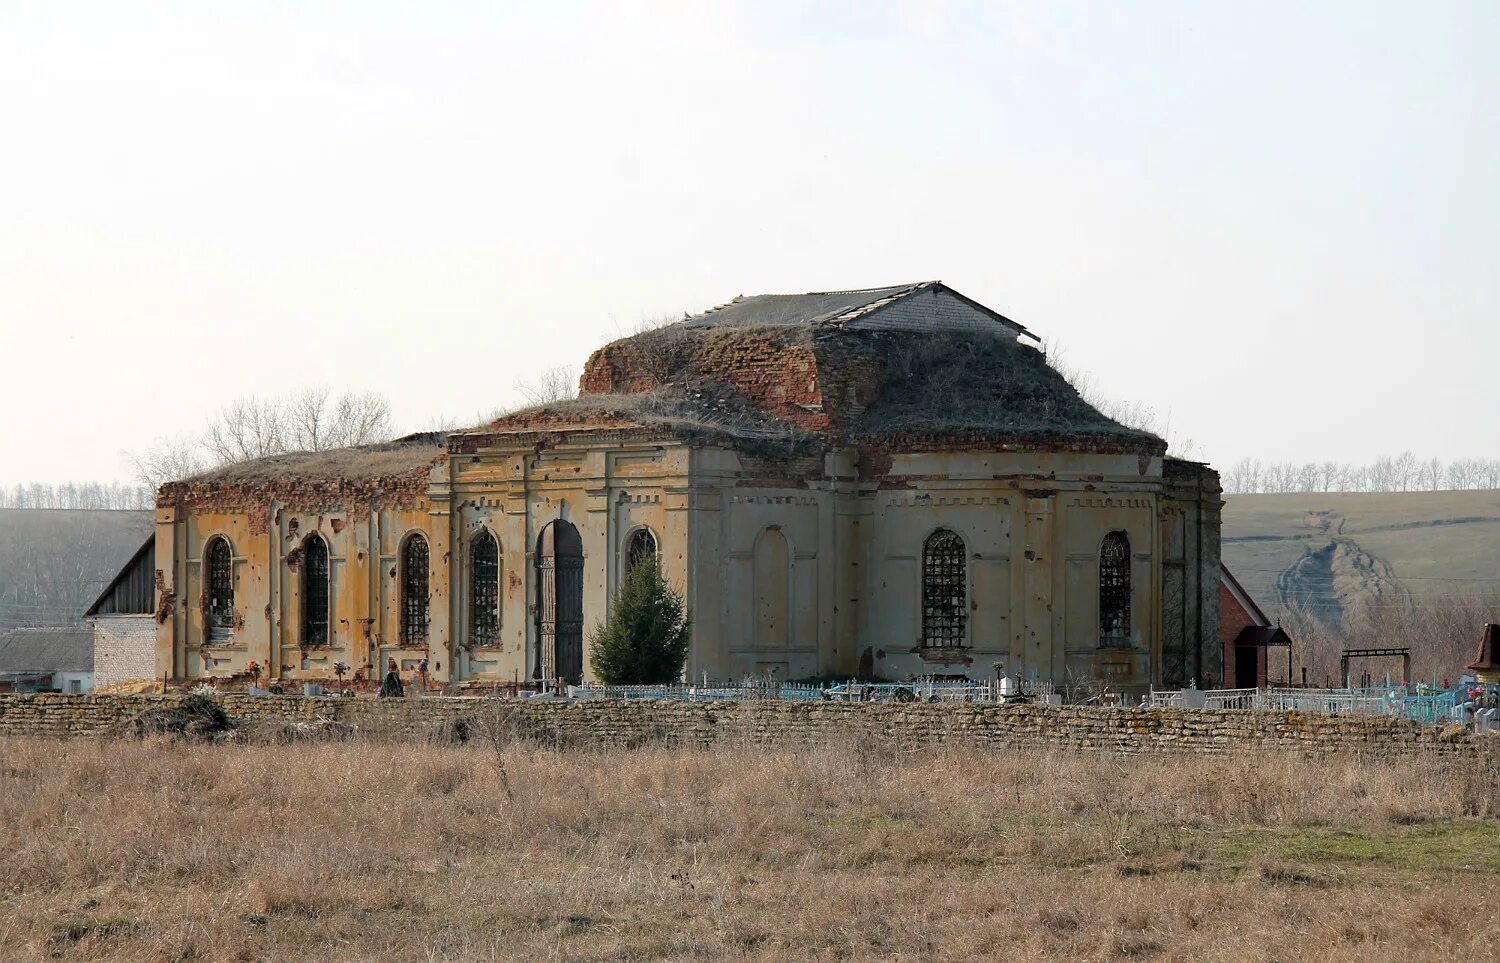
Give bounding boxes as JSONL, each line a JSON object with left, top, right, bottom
{"left": 401, "top": 535, "right": 429, "bottom": 646}
{"left": 921, "top": 529, "right": 967, "bottom": 648}
{"left": 301, "top": 535, "right": 330, "bottom": 646}
{"left": 206, "top": 537, "right": 234, "bottom": 644}
{"left": 1098, "top": 531, "right": 1131, "bottom": 648}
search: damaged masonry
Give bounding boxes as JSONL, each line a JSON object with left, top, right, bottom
{"left": 120, "top": 281, "right": 1219, "bottom": 693}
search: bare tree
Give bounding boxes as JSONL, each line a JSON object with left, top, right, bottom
{"left": 202, "top": 396, "right": 290, "bottom": 465}
{"left": 201, "top": 387, "right": 392, "bottom": 463}
{"left": 1391, "top": 451, "right": 1419, "bottom": 492}
{"left": 517, "top": 365, "right": 578, "bottom": 407}
{"left": 1222, "top": 453, "right": 1500, "bottom": 494}
{"left": 287, "top": 386, "right": 392, "bottom": 451}
{"left": 124, "top": 387, "right": 397, "bottom": 489}
{"left": 0, "top": 482, "right": 152, "bottom": 510}
{"left": 1420, "top": 457, "right": 1444, "bottom": 492}
{"left": 127, "top": 434, "right": 208, "bottom": 492}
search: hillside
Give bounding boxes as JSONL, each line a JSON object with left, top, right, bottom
{"left": 1223, "top": 491, "right": 1500, "bottom": 617}
{"left": 1222, "top": 491, "right": 1500, "bottom": 680}
{"left": 0, "top": 508, "right": 154, "bottom": 630}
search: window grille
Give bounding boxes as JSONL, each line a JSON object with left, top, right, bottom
{"left": 470, "top": 530, "right": 499, "bottom": 647}
{"left": 921, "top": 528, "right": 967, "bottom": 647}
{"left": 401, "top": 534, "right": 429, "bottom": 646}
{"left": 625, "top": 528, "right": 657, "bottom": 575}
{"left": 205, "top": 537, "right": 234, "bottom": 644}
{"left": 1099, "top": 531, "right": 1131, "bottom": 647}
{"left": 302, "top": 534, "right": 330, "bottom": 646}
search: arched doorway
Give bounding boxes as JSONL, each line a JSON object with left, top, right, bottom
{"left": 536, "top": 519, "right": 584, "bottom": 683}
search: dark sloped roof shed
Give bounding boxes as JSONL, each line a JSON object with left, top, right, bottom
{"left": 0, "top": 626, "right": 94, "bottom": 674}
{"left": 85, "top": 536, "right": 155, "bottom": 617}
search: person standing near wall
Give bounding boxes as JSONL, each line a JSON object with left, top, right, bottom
{"left": 379, "top": 658, "right": 404, "bottom": 698}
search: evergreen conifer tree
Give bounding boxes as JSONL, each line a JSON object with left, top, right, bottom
{"left": 588, "top": 556, "right": 691, "bottom": 684}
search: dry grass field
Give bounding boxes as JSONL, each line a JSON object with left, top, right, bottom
{"left": 1221, "top": 490, "right": 1500, "bottom": 617}
{"left": 1, "top": 733, "right": 1498, "bottom": 962}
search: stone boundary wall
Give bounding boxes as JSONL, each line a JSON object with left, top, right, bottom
{"left": 0, "top": 694, "right": 1494, "bottom": 757}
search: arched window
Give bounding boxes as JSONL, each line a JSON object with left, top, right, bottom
{"left": 205, "top": 536, "right": 234, "bottom": 644}
{"left": 470, "top": 529, "right": 499, "bottom": 647}
{"left": 625, "top": 527, "right": 657, "bottom": 576}
{"left": 301, "top": 533, "right": 330, "bottom": 646}
{"left": 1099, "top": 531, "right": 1131, "bottom": 647}
{"left": 401, "top": 534, "right": 429, "bottom": 646}
{"left": 921, "top": 529, "right": 966, "bottom": 648}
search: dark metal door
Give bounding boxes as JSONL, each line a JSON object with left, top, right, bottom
{"left": 553, "top": 556, "right": 584, "bottom": 682}
{"left": 536, "top": 520, "right": 585, "bottom": 684}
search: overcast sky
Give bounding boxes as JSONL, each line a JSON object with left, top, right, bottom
{"left": 1, "top": 1, "right": 1496, "bottom": 487}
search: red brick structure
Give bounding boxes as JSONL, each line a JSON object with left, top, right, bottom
{"left": 1220, "top": 565, "right": 1291, "bottom": 687}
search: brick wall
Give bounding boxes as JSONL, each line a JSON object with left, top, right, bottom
{"left": 1219, "top": 583, "right": 1267, "bottom": 688}
{"left": 579, "top": 328, "right": 831, "bottom": 434}
{"left": 89, "top": 615, "right": 157, "bottom": 690}
{"left": 0, "top": 694, "right": 1490, "bottom": 758}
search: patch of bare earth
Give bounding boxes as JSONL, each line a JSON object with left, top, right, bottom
{"left": 1, "top": 736, "right": 1496, "bottom": 961}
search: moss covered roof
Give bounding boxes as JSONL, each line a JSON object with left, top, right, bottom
{"left": 172, "top": 433, "right": 450, "bottom": 487}
{"left": 471, "top": 323, "right": 1162, "bottom": 454}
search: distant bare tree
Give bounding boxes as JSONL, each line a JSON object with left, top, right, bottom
{"left": 1391, "top": 451, "right": 1419, "bottom": 492}
{"left": 124, "top": 387, "right": 396, "bottom": 489}
{"left": 1222, "top": 452, "right": 1500, "bottom": 494}
{"left": 203, "top": 387, "right": 392, "bottom": 463}
{"left": 1420, "top": 457, "right": 1444, "bottom": 491}
{"left": 202, "top": 396, "right": 290, "bottom": 465}
{"left": 287, "top": 386, "right": 393, "bottom": 452}
{"left": 128, "top": 434, "right": 209, "bottom": 492}
{"left": 612, "top": 311, "right": 685, "bottom": 338}
{"left": 0, "top": 509, "right": 153, "bottom": 628}
{"left": 517, "top": 365, "right": 578, "bottom": 407}
{"left": 0, "top": 482, "right": 152, "bottom": 510}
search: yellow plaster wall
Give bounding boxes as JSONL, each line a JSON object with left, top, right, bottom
{"left": 153, "top": 439, "right": 1213, "bottom": 691}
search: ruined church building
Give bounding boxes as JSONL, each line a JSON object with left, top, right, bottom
{"left": 143, "top": 282, "right": 1221, "bottom": 693}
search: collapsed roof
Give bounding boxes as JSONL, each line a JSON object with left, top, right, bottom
{"left": 471, "top": 282, "right": 1161, "bottom": 454}
{"left": 176, "top": 433, "right": 449, "bottom": 485}
{"left": 162, "top": 281, "right": 1162, "bottom": 502}
{"left": 157, "top": 433, "right": 450, "bottom": 512}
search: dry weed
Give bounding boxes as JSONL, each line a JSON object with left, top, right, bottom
{"left": 0, "top": 738, "right": 1494, "bottom": 961}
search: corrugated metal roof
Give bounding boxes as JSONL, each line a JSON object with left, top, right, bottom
{"left": 85, "top": 536, "right": 155, "bottom": 617}
{"left": 678, "top": 281, "right": 1031, "bottom": 336}
{"left": 0, "top": 626, "right": 94, "bottom": 673}
{"left": 681, "top": 283, "right": 926, "bottom": 328}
